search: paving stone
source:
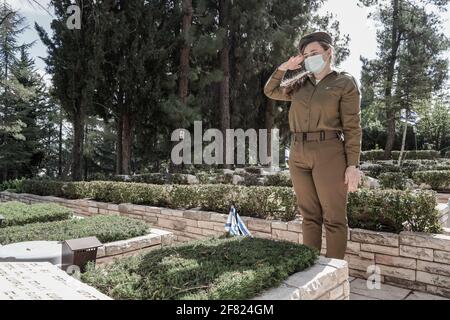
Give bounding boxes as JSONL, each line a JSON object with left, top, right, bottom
{"left": 349, "top": 292, "right": 380, "bottom": 300}
{"left": 404, "top": 291, "right": 449, "bottom": 300}
{"left": 350, "top": 278, "right": 411, "bottom": 300}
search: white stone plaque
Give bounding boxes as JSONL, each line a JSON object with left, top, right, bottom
{"left": 0, "top": 262, "right": 112, "bottom": 300}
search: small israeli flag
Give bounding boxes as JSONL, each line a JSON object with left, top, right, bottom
{"left": 400, "top": 109, "right": 420, "bottom": 125}
{"left": 224, "top": 205, "right": 253, "bottom": 237}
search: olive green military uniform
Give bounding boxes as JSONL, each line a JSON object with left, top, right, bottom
{"left": 264, "top": 67, "right": 362, "bottom": 259}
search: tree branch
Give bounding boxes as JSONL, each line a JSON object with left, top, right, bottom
{"left": 0, "top": 11, "right": 14, "bottom": 26}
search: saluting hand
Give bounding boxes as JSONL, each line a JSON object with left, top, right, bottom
{"left": 345, "top": 166, "right": 361, "bottom": 193}
{"left": 278, "top": 54, "right": 305, "bottom": 71}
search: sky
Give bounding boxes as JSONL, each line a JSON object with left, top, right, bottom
{"left": 7, "top": 0, "right": 450, "bottom": 88}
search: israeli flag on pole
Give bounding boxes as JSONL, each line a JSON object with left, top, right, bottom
{"left": 400, "top": 109, "right": 420, "bottom": 125}
{"left": 224, "top": 205, "right": 253, "bottom": 237}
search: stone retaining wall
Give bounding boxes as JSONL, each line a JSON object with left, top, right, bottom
{"left": 2, "top": 191, "right": 450, "bottom": 298}
{"left": 96, "top": 228, "right": 174, "bottom": 265}
{"left": 253, "top": 257, "right": 349, "bottom": 300}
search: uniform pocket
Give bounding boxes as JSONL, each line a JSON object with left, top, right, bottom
{"left": 324, "top": 85, "right": 344, "bottom": 97}
{"left": 317, "top": 139, "right": 346, "bottom": 167}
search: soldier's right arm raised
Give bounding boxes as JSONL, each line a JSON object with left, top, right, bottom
{"left": 263, "top": 68, "right": 292, "bottom": 101}
{"left": 264, "top": 55, "right": 304, "bottom": 102}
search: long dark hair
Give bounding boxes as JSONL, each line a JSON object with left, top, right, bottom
{"left": 281, "top": 41, "right": 336, "bottom": 97}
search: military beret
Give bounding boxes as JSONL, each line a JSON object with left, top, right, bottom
{"left": 298, "top": 31, "right": 333, "bottom": 53}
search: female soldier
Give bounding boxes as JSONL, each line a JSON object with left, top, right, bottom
{"left": 264, "top": 31, "right": 362, "bottom": 259}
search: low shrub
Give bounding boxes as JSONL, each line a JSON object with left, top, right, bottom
{"left": 361, "top": 150, "right": 385, "bottom": 162}
{"left": 81, "top": 236, "right": 318, "bottom": 300}
{"left": 0, "top": 201, "right": 73, "bottom": 227}
{"left": 392, "top": 150, "right": 441, "bottom": 160}
{"left": 0, "top": 215, "right": 149, "bottom": 245}
{"left": 0, "top": 178, "right": 26, "bottom": 192}
{"left": 364, "top": 160, "right": 450, "bottom": 180}
{"left": 347, "top": 188, "right": 441, "bottom": 233}
{"left": 361, "top": 150, "right": 441, "bottom": 161}
{"left": 378, "top": 172, "right": 408, "bottom": 190}
{"left": 412, "top": 170, "right": 450, "bottom": 191}
{"left": 240, "top": 172, "right": 262, "bottom": 186}
{"left": 19, "top": 179, "right": 443, "bottom": 233}
{"left": 22, "top": 180, "right": 298, "bottom": 221}
{"left": 265, "top": 173, "right": 293, "bottom": 187}
{"left": 365, "top": 163, "right": 401, "bottom": 179}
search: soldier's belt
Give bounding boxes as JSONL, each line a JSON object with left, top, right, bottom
{"left": 292, "top": 130, "right": 343, "bottom": 142}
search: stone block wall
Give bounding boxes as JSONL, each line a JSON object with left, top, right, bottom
{"left": 253, "top": 257, "right": 349, "bottom": 300}
{"left": 1, "top": 191, "right": 449, "bottom": 298}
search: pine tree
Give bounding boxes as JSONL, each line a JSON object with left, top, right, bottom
{"left": 0, "top": 3, "right": 34, "bottom": 180}
{"left": 36, "top": 0, "right": 103, "bottom": 180}
{"left": 359, "top": 0, "right": 450, "bottom": 157}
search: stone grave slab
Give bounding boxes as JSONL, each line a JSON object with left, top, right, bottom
{"left": 0, "top": 262, "right": 112, "bottom": 300}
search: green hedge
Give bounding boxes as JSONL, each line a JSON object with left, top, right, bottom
{"left": 22, "top": 180, "right": 298, "bottom": 221}
{"left": 412, "top": 170, "right": 450, "bottom": 191}
{"left": 0, "top": 178, "right": 26, "bottom": 192}
{"left": 364, "top": 160, "right": 450, "bottom": 179}
{"left": 361, "top": 150, "right": 441, "bottom": 161}
{"left": 391, "top": 150, "right": 441, "bottom": 160}
{"left": 0, "top": 201, "right": 73, "bottom": 227}
{"left": 81, "top": 236, "right": 318, "bottom": 300}
{"left": 265, "top": 173, "right": 293, "bottom": 187}
{"left": 0, "top": 215, "right": 149, "bottom": 245}
{"left": 378, "top": 172, "right": 408, "bottom": 190}
{"left": 361, "top": 150, "right": 386, "bottom": 161}
{"left": 19, "top": 179, "right": 442, "bottom": 233}
{"left": 348, "top": 188, "right": 441, "bottom": 233}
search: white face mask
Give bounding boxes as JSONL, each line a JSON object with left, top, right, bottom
{"left": 304, "top": 52, "right": 328, "bottom": 74}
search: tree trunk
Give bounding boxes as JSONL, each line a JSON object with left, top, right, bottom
{"left": 71, "top": 109, "right": 85, "bottom": 181}
{"left": 58, "top": 112, "right": 63, "bottom": 178}
{"left": 398, "top": 109, "right": 408, "bottom": 166}
{"left": 121, "top": 112, "right": 133, "bottom": 175}
{"left": 265, "top": 99, "right": 275, "bottom": 167}
{"left": 84, "top": 123, "right": 89, "bottom": 181}
{"left": 383, "top": 0, "right": 400, "bottom": 160}
{"left": 179, "top": 0, "right": 192, "bottom": 106}
{"left": 116, "top": 116, "right": 123, "bottom": 175}
{"left": 219, "top": 0, "right": 231, "bottom": 168}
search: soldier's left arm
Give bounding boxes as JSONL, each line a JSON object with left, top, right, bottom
{"left": 339, "top": 76, "right": 362, "bottom": 167}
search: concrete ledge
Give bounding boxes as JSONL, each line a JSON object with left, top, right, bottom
{"left": 252, "top": 257, "right": 349, "bottom": 300}
{"left": 97, "top": 228, "right": 174, "bottom": 260}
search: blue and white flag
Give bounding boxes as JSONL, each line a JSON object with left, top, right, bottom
{"left": 400, "top": 109, "right": 420, "bottom": 125}
{"left": 224, "top": 205, "right": 252, "bottom": 237}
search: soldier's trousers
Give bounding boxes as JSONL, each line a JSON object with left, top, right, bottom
{"left": 288, "top": 135, "right": 349, "bottom": 259}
